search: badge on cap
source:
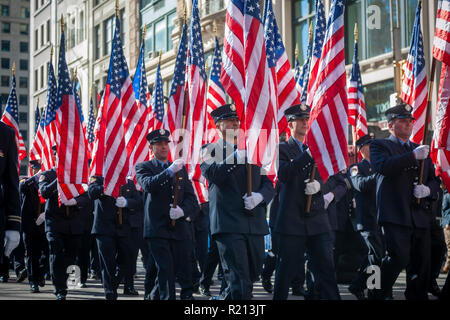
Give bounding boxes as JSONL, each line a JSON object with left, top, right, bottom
{"left": 230, "top": 104, "right": 236, "bottom": 111}
{"left": 405, "top": 105, "right": 412, "bottom": 112}
{"left": 159, "top": 129, "right": 165, "bottom": 135}
{"left": 300, "top": 105, "right": 307, "bottom": 111}
{"left": 350, "top": 166, "right": 359, "bottom": 177}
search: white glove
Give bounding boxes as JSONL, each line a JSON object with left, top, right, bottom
{"left": 115, "top": 196, "right": 128, "bottom": 208}
{"left": 4, "top": 230, "right": 20, "bottom": 257}
{"left": 168, "top": 159, "right": 185, "bottom": 174}
{"left": 323, "top": 192, "right": 335, "bottom": 210}
{"left": 242, "top": 192, "right": 264, "bottom": 210}
{"left": 413, "top": 183, "right": 431, "bottom": 199}
{"left": 413, "top": 145, "right": 430, "bottom": 160}
{"left": 65, "top": 198, "right": 77, "bottom": 206}
{"left": 36, "top": 213, "right": 45, "bottom": 226}
{"left": 169, "top": 205, "right": 185, "bottom": 220}
{"left": 304, "top": 179, "right": 321, "bottom": 195}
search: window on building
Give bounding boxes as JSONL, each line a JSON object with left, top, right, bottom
{"left": 120, "top": 9, "right": 126, "bottom": 46}
{"left": 1, "top": 58, "right": 10, "bottom": 69}
{"left": 20, "top": 130, "right": 27, "bottom": 141}
{"left": 79, "top": 11, "right": 84, "bottom": 42}
{"left": 21, "top": 7, "right": 30, "bottom": 18}
{"left": 2, "top": 22, "right": 11, "bottom": 33}
{"left": 35, "top": 0, "right": 39, "bottom": 11}
{"left": 20, "top": 24, "right": 29, "bottom": 35}
{"left": 292, "top": 0, "right": 316, "bottom": 65}
{"left": 47, "top": 20, "right": 50, "bottom": 43}
{"left": 144, "top": 9, "right": 177, "bottom": 58}
{"left": 40, "top": 24, "right": 44, "bottom": 46}
{"left": 0, "top": 94, "right": 9, "bottom": 104}
{"left": 40, "top": 65, "right": 44, "bottom": 88}
{"left": 1, "top": 40, "right": 10, "bottom": 52}
{"left": 1, "top": 5, "right": 9, "bottom": 16}
{"left": 344, "top": 0, "right": 419, "bottom": 63}
{"left": 20, "top": 42, "right": 28, "bottom": 53}
{"left": 19, "top": 77, "right": 28, "bottom": 88}
{"left": 94, "top": 25, "right": 101, "bottom": 59}
{"left": 364, "top": 79, "right": 395, "bottom": 122}
{"left": 34, "top": 69, "right": 38, "bottom": 91}
{"left": 35, "top": 29, "right": 39, "bottom": 50}
{"left": 20, "top": 60, "right": 28, "bottom": 71}
{"left": 200, "top": 0, "right": 226, "bottom": 17}
{"left": 19, "top": 95, "right": 28, "bottom": 106}
{"left": 1, "top": 76, "right": 9, "bottom": 87}
{"left": 19, "top": 112, "right": 27, "bottom": 122}
{"left": 103, "top": 16, "right": 113, "bottom": 56}
{"left": 41, "top": 0, "right": 44, "bottom": 6}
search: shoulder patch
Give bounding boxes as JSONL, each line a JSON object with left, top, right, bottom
{"left": 39, "top": 175, "right": 46, "bottom": 182}
{"left": 350, "top": 166, "right": 359, "bottom": 177}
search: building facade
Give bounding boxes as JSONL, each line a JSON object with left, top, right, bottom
{"left": 1, "top": 0, "right": 30, "bottom": 174}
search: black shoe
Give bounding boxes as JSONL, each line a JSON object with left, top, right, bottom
{"left": 56, "top": 293, "right": 66, "bottom": 300}
{"left": 38, "top": 278, "right": 45, "bottom": 287}
{"left": 30, "top": 284, "right": 40, "bottom": 293}
{"left": 0, "top": 275, "right": 8, "bottom": 283}
{"left": 348, "top": 285, "right": 366, "bottom": 300}
{"left": 262, "top": 278, "right": 273, "bottom": 294}
{"left": 199, "top": 286, "right": 212, "bottom": 297}
{"left": 123, "top": 287, "right": 139, "bottom": 296}
{"left": 144, "top": 294, "right": 151, "bottom": 300}
{"left": 16, "top": 269, "right": 27, "bottom": 283}
{"left": 292, "top": 287, "right": 307, "bottom": 297}
{"left": 78, "top": 282, "right": 87, "bottom": 288}
{"left": 429, "top": 280, "right": 441, "bottom": 297}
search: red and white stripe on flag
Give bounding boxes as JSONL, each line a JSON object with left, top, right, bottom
{"left": 305, "top": 0, "right": 349, "bottom": 182}
{"left": 433, "top": 0, "right": 450, "bottom": 65}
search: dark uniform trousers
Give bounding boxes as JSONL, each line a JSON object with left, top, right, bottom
{"left": 192, "top": 202, "right": 210, "bottom": 284}
{"left": 0, "top": 122, "right": 21, "bottom": 264}
{"left": 371, "top": 136, "right": 441, "bottom": 300}
{"left": 136, "top": 159, "right": 200, "bottom": 300}
{"left": 273, "top": 138, "right": 340, "bottom": 300}
{"left": 20, "top": 176, "right": 48, "bottom": 285}
{"left": 200, "top": 139, "right": 275, "bottom": 300}
{"left": 39, "top": 169, "right": 89, "bottom": 296}
{"left": 89, "top": 177, "right": 141, "bottom": 300}
{"left": 348, "top": 159, "right": 385, "bottom": 292}
{"left": 199, "top": 233, "right": 225, "bottom": 292}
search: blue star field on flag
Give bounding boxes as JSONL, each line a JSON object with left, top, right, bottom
{"left": 87, "top": 96, "right": 96, "bottom": 144}
{"left": 44, "top": 62, "right": 57, "bottom": 126}
{"left": 169, "top": 22, "right": 188, "bottom": 96}
{"left": 34, "top": 104, "right": 41, "bottom": 134}
{"left": 107, "top": 17, "right": 130, "bottom": 98}
{"left": 151, "top": 63, "right": 164, "bottom": 123}
{"left": 210, "top": 36, "right": 226, "bottom": 92}
{"left": 263, "top": 0, "right": 286, "bottom": 69}
{"left": 133, "top": 41, "right": 148, "bottom": 106}
{"left": 56, "top": 30, "right": 74, "bottom": 108}
{"left": 189, "top": 0, "right": 206, "bottom": 81}
{"left": 3, "top": 75, "right": 19, "bottom": 126}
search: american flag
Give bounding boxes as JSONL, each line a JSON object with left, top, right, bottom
{"left": 73, "top": 78, "right": 85, "bottom": 125}
{"left": 293, "top": 53, "right": 301, "bottom": 84}
{"left": 433, "top": 0, "right": 450, "bottom": 65}
{"left": 206, "top": 36, "right": 225, "bottom": 143}
{"left": 347, "top": 37, "right": 368, "bottom": 143}
{"left": 431, "top": 0, "right": 450, "bottom": 189}
{"left": 130, "top": 39, "right": 151, "bottom": 178}
{"left": 305, "top": 0, "right": 349, "bottom": 182}
{"left": 306, "top": 0, "right": 326, "bottom": 107}
{"left": 54, "top": 29, "right": 89, "bottom": 203}
{"left": 242, "top": 0, "right": 278, "bottom": 174}
{"left": 86, "top": 95, "right": 96, "bottom": 153}
{"left": 1, "top": 71, "right": 27, "bottom": 163}
{"left": 90, "top": 15, "right": 140, "bottom": 198}
{"left": 263, "top": 0, "right": 301, "bottom": 137}
{"left": 150, "top": 62, "right": 164, "bottom": 131}
{"left": 297, "top": 34, "right": 313, "bottom": 105}
{"left": 220, "top": 0, "right": 245, "bottom": 119}
{"left": 164, "top": 22, "right": 188, "bottom": 161}
{"left": 401, "top": 1, "right": 427, "bottom": 144}
{"left": 34, "top": 103, "right": 41, "bottom": 135}
{"left": 30, "top": 62, "right": 57, "bottom": 172}
{"left": 184, "top": 0, "right": 208, "bottom": 204}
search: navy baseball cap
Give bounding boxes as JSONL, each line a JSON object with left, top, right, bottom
{"left": 146, "top": 128, "right": 171, "bottom": 144}
{"left": 284, "top": 104, "right": 311, "bottom": 122}
{"left": 385, "top": 103, "right": 415, "bottom": 122}
{"left": 210, "top": 104, "right": 239, "bottom": 123}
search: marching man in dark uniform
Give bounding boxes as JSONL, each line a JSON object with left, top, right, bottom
{"left": 273, "top": 104, "right": 340, "bottom": 300}
{"left": 19, "top": 160, "right": 47, "bottom": 293}
{"left": 88, "top": 174, "right": 142, "bottom": 300}
{"left": 200, "top": 104, "right": 275, "bottom": 300}
{"left": 136, "top": 129, "right": 199, "bottom": 300}
{"left": 0, "top": 121, "right": 21, "bottom": 281}
{"left": 39, "top": 147, "right": 91, "bottom": 300}
{"left": 348, "top": 134, "right": 385, "bottom": 300}
{"left": 370, "top": 103, "right": 441, "bottom": 300}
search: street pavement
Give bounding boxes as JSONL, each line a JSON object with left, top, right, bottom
{"left": 0, "top": 258, "right": 447, "bottom": 300}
